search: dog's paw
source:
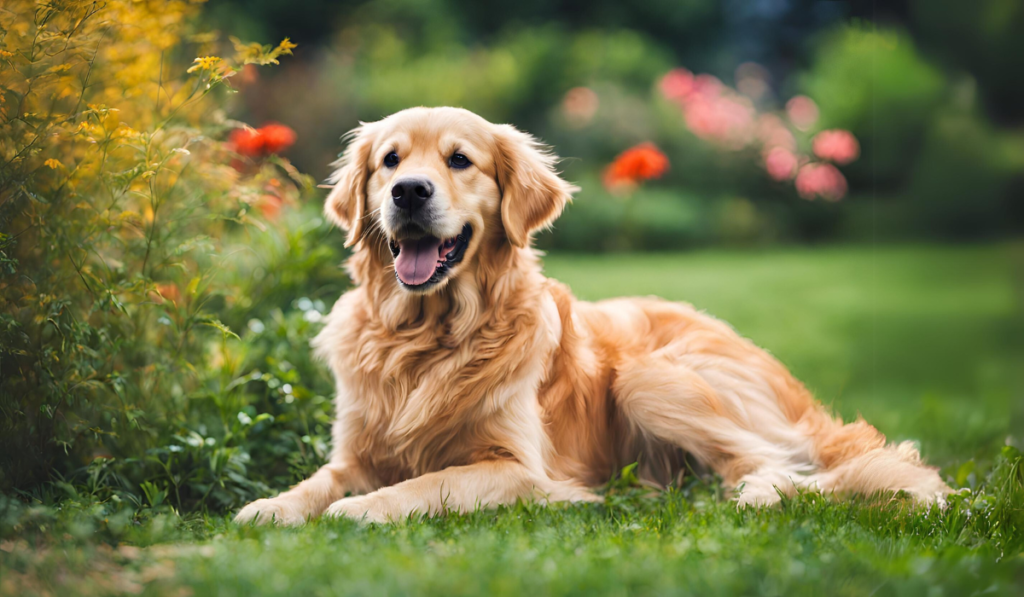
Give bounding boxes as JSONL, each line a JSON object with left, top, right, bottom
{"left": 907, "top": 485, "right": 954, "bottom": 509}
{"left": 734, "top": 486, "right": 784, "bottom": 508}
{"left": 732, "top": 477, "right": 788, "bottom": 508}
{"left": 903, "top": 470, "right": 954, "bottom": 508}
{"left": 234, "top": 498, "right": 308, "bottom": 526}
{"left": 323, "top": 495, "right": 392, "bottom": 524}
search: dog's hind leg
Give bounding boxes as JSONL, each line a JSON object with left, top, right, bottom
{"left": 613, "top": 339, "right": 951, "bottom": 506}
{"left": 613, "top": 347, "right": 819, "bottom": 505}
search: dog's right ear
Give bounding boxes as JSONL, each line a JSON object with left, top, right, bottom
{"left": 324, "top": 124, "right": 377, "bottom": 248}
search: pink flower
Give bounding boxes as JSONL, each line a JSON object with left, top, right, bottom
{"left": 662, "top": 67, "right": 763, "bottom": 148}
{"left": 660, "top": 68, "right": 695, "bottom": 102}
{"left": 812, "top": 129, "right": 860, "bottom": 165}
{"left": 691, "top": 74, "right": 725, "bottom": 99}
{"left": 683, "top": 93, "right": 755, "bottom": 148}
{"left": 756, "top": 114, "right": 796, "bottom": 151}
{"left": 764, "top": 147, "right": 799, "bottom": 181}
{"left": 786, "top": 95, "right": 819, "bottom": 131}
{"left": 795, "top": 163, "right": 848, "bottom": 201}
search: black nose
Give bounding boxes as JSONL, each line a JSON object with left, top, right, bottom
{"left": 391, "top": 177, "right": 434, "bottom": 212}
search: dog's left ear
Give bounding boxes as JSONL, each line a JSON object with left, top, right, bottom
{"left": 493, "top": 124, "right": 579, "bottom": 248}
{"left": 324, "top": 123, "right": 377, "bottom": 248}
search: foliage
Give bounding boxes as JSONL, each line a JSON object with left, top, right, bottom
{"left": 229, "top": 10, "right": 1023, "bottom": 250}
{"left": 799, "top": 25, "right": 945, "bottom": 186}
{"left": 0, "top": 0, "right": 343, "bottom": 513}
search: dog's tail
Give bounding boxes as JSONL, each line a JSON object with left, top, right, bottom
{"left": 797, "top": 405, "right": 952, "bottom": 504}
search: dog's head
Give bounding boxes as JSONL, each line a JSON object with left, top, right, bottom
{"left": 324, "top": 107, "right": 578, "bottom": 293}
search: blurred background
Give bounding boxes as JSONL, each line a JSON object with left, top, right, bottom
{"left": 209, "top": 0, "right": 1024, "bottom": 249}
{"left": 2, "top": 0, "right": 1022, "bottom": 516}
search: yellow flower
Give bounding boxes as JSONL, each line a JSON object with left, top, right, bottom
{"left": 187, "top": 56, "right": 222, "bottom": 73}
{"left": 44, "top": 158, "right": 63, "bottom": 170}
{"left": 277, "top": 38, "right": 297, "bottom": 53}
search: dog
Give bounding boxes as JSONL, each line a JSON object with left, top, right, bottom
{"left": 235, "top": 107, "right": 951, "bottom": 525}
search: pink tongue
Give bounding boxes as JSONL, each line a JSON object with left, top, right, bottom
{"left": 395, "top": 237, "right": 443, "bottom": 285}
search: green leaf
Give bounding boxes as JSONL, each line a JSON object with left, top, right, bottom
{"left": 198, "top": 317, "right": 239, "bottom": 340}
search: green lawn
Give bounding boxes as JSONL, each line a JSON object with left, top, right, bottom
{"left": 3, "top": 244, "right": 1023, "bottom": 596}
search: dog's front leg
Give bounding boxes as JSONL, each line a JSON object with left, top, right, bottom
{"left": 234, "top": 462, "right": 372, "bottom": 526}
{"left": 323, "top": 459, "right": 570, "bottom": 523}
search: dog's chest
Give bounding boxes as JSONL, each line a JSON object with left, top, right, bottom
{"left": 338, "top": 336, "right": 529, "bottom": 478}
{"left": 320, "top": 286, "right": 562, "bottom": 481}
{"left": 342, "top": 368, "right": 505, "bottom": 482}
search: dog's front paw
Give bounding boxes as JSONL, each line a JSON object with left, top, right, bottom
{"left": 324, "top": 495, "right": 393, "bottom": 524}
{"left": 234, "top": 497, "right": 309, "bottom": 526}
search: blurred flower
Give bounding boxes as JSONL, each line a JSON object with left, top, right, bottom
{"left": 691, "top": 74, "right": 726, "bottom": 99}
{"left": 795, "top": 162, "right": 848, "bottom": 201}
{"left": 562, "top": 87, "right": 599, "bottom": 128}
{"left": 785, "top": 95, "right": 819, "bottom": 131}
{"left": 235, "top": 64, "right": 259, "bottom": 88}
{"left": 258, "top": 194, "right": 284, "bottom": 220}
{"left": 257, "top": 177, "right": 287, "bottom": 220}
{"left": 659, "top": 68, "right": 694, "bottom": 102}
{"left": 661, "top": 68, "right": 754, "bottom": 148}
{"left": 812, "top": 129, "right": 860, "bottom": 165}
{"left": 660, "top": 67, "right": 849, "bottom": 202}
{"left": 154, "top": 283, "right": 181, "bottom": 304}
{"left": 683, "top": 93, "right": 755, "bottom": 149}
{"left": 229, "top": 122, "right": 296, "bottom": 158}
{"left": 756, "top": 114, "right": 796, "bottom": 151}
{"left": 260, "top": 123, "right": 297, "bottom": 154}
{"left": 603, "top": 142, "right": 669, "bottom": 193}
{"left": 229, "top": 127, "right": 264, "bottom": 157}
{"left": 764, "top": 147, "right": 799, "bottom": 181}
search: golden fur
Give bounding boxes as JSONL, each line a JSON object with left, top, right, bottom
{"left": 235, "top": 107, "right": 951, "bottom": 525}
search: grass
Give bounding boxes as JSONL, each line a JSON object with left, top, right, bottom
{"left": 3, "top": 243, "right": 1024, "bottom": 596}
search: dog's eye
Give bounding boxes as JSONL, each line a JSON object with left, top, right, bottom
{"left": 383, "top": 151, "right": 400, "bottom": 168}
{"left": 449, "top": 153, "right": 471, "bottom": 169}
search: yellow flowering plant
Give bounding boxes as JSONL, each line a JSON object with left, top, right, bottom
{"left": 0, "top": 0, "right": 337, "bottom": 512}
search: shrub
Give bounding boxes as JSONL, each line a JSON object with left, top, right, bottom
{"left": 799, "top": 25, "right": 945, "bottom": 185}
{"left": 0, "top": 0, "right": 341, "bottom": 513}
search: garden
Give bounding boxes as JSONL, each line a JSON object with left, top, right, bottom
{"left": 1, "top": 1, "right": 1022, "bottom": 595}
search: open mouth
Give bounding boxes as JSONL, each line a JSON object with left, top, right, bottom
{"left": 388, "top": 223, "right": 472, "bottom": 290}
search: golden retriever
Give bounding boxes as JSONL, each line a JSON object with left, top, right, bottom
{"left": 235, "top": 107, "right": 951, "bottom": 525}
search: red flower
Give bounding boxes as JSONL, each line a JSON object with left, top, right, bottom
{"left": 603, "top": 142, "right": 669, "bottom": 192}
{"left": 229, "top": 122, "right": 296, "bottom": 158}
{"left": 229, "top": 127, "right": 265, "bottom": 157}
{"left": 812, "top": 129, "right": 860, "bottom": 165}
{"left": 260, "top": 123, "right": 297, "bottom": 154}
